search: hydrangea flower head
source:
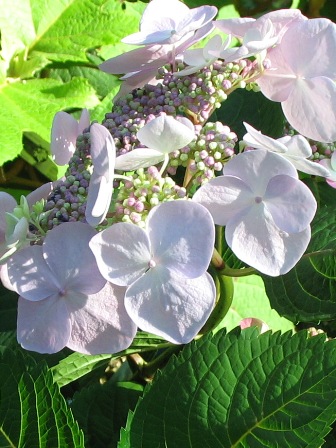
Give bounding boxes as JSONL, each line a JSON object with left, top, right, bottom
{"left": 90, "top": 200, "right": 216, "bottom": 344}
{"left": 51, "top": 109, "right": 90, "bottom": 166}
{"left": 7, "top": 222, "right": 136, "bottom": 354}
{"left": 193, "top": 149, "right": 317, "bottom": 276}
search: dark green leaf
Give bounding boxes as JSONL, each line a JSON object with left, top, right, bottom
{"left": 72, "top": 381, "right": 143, "bottom": 448}
{"left": 0, "top": 348, "right": 84, "bottom": 447}
{"left": 215, "top": 89, "right": 285, "bottom": 141}
{"left": 119, "top": 328, "right": 336, "bottom": 448}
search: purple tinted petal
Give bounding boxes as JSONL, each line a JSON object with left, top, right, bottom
{"left": 17, "top": 295, "right": 71, "bottom": 353}
{"left": 115, "top": 148, "right": 165, "bottom": 171}
{"left": 50, "top": 111, "right": 78, "bottom": 166}
{"left": 281, "top": 77, "right": 336, "bottom": 142}
{"left": 66, "top": 283, "right": 137, "bottom": 354}
{"left": 90, "top": 222, "right": 151, "bottom": 286}
{"left": 223, "top": 150, "right": 298, "bottom": 194}
{"left": 243, "top": 122, "right": 287, "bottom": 153}
{"left": 7, "top": 245, "right": 60, "bottom": 301}
{"left": 78, "top": 109, "right": 90, "bottom": 133}
{"left": 43, "top": 222, "right": 106, "bottom": 295}
{"left": 147, "top": 201, "right": 215, "bottom": 278}
{"left": 225, "top": 204, "right": 311, "bottom": 276}
{"left": 193, "top": 175, "right": 256, "bottom": 226}
{"left": 125, "top": 268, "right": 215, "bottom": 344}
{"left": 264, "top": 175, "right": 317, "bottom": 233}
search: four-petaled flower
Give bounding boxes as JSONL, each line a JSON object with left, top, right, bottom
{"left": 193, "top": 149, "right": 317, "bottom": 276}
{"left": 7, "top": 222, "right": 137, "bottom": 354}
{"left": 90, "top": 200, "right": 216, "bottom": 344}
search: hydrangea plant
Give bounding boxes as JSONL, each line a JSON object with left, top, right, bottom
{"left": 1, "top": 1, "right": 336, "bottom": 446}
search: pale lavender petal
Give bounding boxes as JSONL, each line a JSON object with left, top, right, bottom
{"left": 66, "top": 283, "right": 137, "bottom": 354}
{"left": 137, "top": 115, "right": 195, "bottom": 154}
{"left": 175, "top": 6, "right": 218, "bottom": 38}
{"left": 281, "top": 77, "right": 336, "bottom": 142}
{"left": 223, "top": 150, "right": 298, "bottom": 195}
{"left": 214, "top": 17, "right": 256, "bottom": 38}
{"left": 26, "top": 182, "right": 55, "bottom": 208}
{"left": 225, "top": 204, "right": 311, "bottom": 276}
{"left": 7, "top": 245, "right": 60, "bottom": 301}
{"left": 194, "top": 175, "right": 259, "bottom": 225}
{"left": 17, "top": 295, "right": 71, "bottom": 353}
{"left": 193, "top": 175, "right": 255, "bottom": 226}
{"left": 78, "top": 108, "right": 90, "bottom": 133}
{"left": 183, "top": 47, "right": 209, "bottom": 67}
{"left": 147, "top": 201, "right": 215, "bottom": 278}
{"left": 320, "top": 158, "right": 336, "bottom": 184}
{"left": 243, "top": 122, "right": 287, "bottom": 153}
{"left": 0, "top": 263, "right": 15, "bottom": 291}
{"left": 99, "top": 45, "right": 168, "bottom": 75}
{"left": 264, "top": 175, "right": 317, "bottom": 233}
{"left": 122, "top": 28, "right": 175, "bottom": 46}
{"left": 125, "top": 267, "right": 215, "bottom": 344}
{"left": 0, "top": 192, "right": 16, "bottom": 232}
{"left": 43, "top": 222, "right": 106, "bottom": 295}
{"left": 282, "top": 134, "right": 312, "bottom": 157}
{"left": 284, "top": 157, "right": 330, "bottom": 177}
{"left": 90, "top": 222, "right": 151, "bottom": 286}
{"left": 50, "top": 111, "right": 79, "bottom": 166}
{"left": 140, "top": 0, "right": 189, "bottom": 32}
{"left": 86, "top": 123, "right": 115, "bottom": 226}
{"left": 115, "top": 148, "right": 165, "bottom": 171}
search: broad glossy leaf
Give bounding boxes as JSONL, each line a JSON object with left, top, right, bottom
{"left": 119, "top": 328, "right": 336, "bottom": 448}
{"left": 262, "top": 205, "right": 336, "bottom": 323}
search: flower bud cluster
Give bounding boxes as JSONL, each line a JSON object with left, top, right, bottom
{"left": 168, "top": 121, "right": 237, "bottom": 186}
{"left": 41, "top": 133, "right": 92, "bottom": 230}
{"left": 112, "top": 167, "right": 186, "bottom": 227}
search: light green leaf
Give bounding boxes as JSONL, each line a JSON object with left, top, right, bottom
{"left": 119, "top": 328, "right": 336, "bottom": 448}
{"left": 0, "top": 77, "right": 98, "bottom": 167}
{"left": 0, "top": 348, "right": 84, "bottom": 447}
{"left": 219, "top": 275, "right": 294, "bottom": 333}
{"left": 262, "top": 205, "right": 336, "bottom": 323}
{"left": 52, "top": 332, "right": 169, "bottom": 388}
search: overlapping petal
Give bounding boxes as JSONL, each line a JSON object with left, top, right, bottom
{"left": 67, "top": 282, "right": 137, "bottom": 355}
{"left": 17, "top": 295, "right": 71, "bottom": 354}
{"left": 89, "top": 222, "right": 151, "bottom": 287}
{"left": 124, "top": 267, "right": 215, "bottom": 344}
{"left": 146, "top": 200, "right": 215, "bottom": 278}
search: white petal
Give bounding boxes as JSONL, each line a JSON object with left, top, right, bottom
{"left": 125, "top": 268, "right": 215, "bottom": 344}
{"left": 137, "top": 115, "right": 195, "bottom": 154}
{"left": 115, "top": 148, "right": 165, "bottom": 171}
{"left": 50, "top": 111, "right": 78, "bottom": 166}
{"left": 243, "top": 122, "right": 287, "bottom": 153}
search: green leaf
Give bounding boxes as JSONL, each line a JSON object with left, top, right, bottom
{"left": 0, "top": 348, "right": 84, "bottom": 447}
{"left": 29, "top": 0, "right": 146, "bottom": 63}
{"left": 0, "top": 0, "right": 146, "bottom": 67}
{"left": 52, "top": 332, "right": 169, "bottom": 388}
{"left": 0, "top": 77, "right": 98, "bottom": 168}
{"left": 262, "top": 205, "right": 336, "bottom": 324}
{"left": 119, "top": 328, "right": 336, "bottom": 448}
{"left": 72, "top": 381, "right": 143, "bottom": 448}
{"left": 219, "top": 275, "right": 294, "bottom": 333}
{"left": 215, "top": 89, "right": 285, "bottom": 141}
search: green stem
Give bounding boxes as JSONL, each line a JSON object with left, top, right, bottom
{"left": 140, "top": 345, "right": 181, "bottom": 378}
